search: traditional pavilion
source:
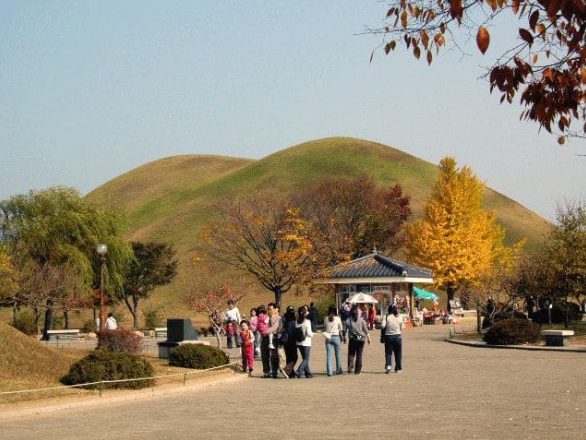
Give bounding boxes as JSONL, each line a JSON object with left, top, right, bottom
{"left": 320, "top": 249, "right": 434, "bottom": 319}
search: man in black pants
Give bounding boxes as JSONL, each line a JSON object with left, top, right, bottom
{"left": 261, "top": 303, "right": 284, "bottom": 378}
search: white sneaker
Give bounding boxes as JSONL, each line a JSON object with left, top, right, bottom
{"left": 395, "top": 370, "right": 402, "bottom": 374}
{"left": 268, "top": 344, "right": 275, "bottom": 349}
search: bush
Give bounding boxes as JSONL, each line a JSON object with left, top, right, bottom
{"left": 81, "top": 318, "right": 95, "bottom": 333}
{"left": 483, "top": 318, "right": 541, "bottom": 346}
{"left": 98, "top": 329, "right": 143, "bottom": 353}
{"left": 531, "top": 303, "right": 581, "bottom": 324}
{"left": 61, "top": 351, "right": 154, "bottom": 389}
{"left": 142, "top": 306, "right": 164, "bottom": 330}
{"left": 169, "top": 343, "right": 229, "bottom": 369}
{"left": 493, "top": 310, "right": 529, "bottom": 322}
{"left": 11, "top": 311, "right": 37, "bottom": 335}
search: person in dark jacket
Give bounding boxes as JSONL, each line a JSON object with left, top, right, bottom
{"left": 309, "top": 302, "right": 319, "bottom": 333}
{"left": 282, "top": 306, "right": 298, "bottom": 378}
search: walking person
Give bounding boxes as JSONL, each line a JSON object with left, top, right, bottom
{"left": 240, "top": 320, "right": 255, "bottom": 376}
{"left": 261, "top": 303, "right": 283, "bottom": 378}
{"left": 294, "top": 306, "right": 314, "bottom": 378}
{"left": 346, "top": 305, "right": 370, "bottom": 375}
{"left": 381, "top": 305, "right": 404, "bottom": 374}
{"left": 324, "top": 305, "right": 343, "bottom": 376}
{"left": 225, "top": 300, "right": 242, "bottom": 347}
{"left": 248, "top": 308, "right": 261, "bottom": 358}
{"left": 281, "top": 306, "right": 298, "bottom": 378}
{"left": 309, "top": 302, "right": 319, "bottom": 333}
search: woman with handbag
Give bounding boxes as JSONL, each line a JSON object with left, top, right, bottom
{"left": 346, "top": 305, "right": 370, "bottom": 375}
{"left": 381, "top": 304, "right": 404, "bottom": 373}
{"left": 294, "top": 306, "right": 314, "bottom": 378}
{"left": 323, "top": 305, "right": 343, "bottom": 376}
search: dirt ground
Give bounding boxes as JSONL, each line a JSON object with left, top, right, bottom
{"left": 1, "top": 323, "right": 585, "bottom": 440}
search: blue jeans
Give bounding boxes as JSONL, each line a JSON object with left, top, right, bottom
{"left": 384, "top": 334, "right": 402, "bottom": 371}
{"left": 325, "top": 335, "right": 342, "bottom": 376}
{"left": 296, "top": 345, "right": 313, "bottom": 378}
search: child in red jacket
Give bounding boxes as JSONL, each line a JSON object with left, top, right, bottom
{"left": 240, "top": 321, "right": 255, "bottom": 376}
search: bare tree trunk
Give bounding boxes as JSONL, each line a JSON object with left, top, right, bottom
{"left": 133, "top": 294, "right": 140, "bottom": 330}
{"left": 42, "top": 298, "right": 54, "bottom": 341}
{"left": 446, "top": 283, "right": 456, "bottom": 311}
{"left": 63, "top": 309, "right": 69, "bottom": 330}
{"left": 476, "top": 308, "right": 482, "bottom": 335}
{"left": 273, "top": 287, "right": 282, "bottom": 308}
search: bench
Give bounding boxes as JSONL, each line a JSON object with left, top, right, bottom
{"left": 154, "top": 327, "right": 167, "bottom": 339}
{"left": 542, "top": 330, "right": 574, "bottom": 347}
{"left": 46, "top": 329, "right": 80, "bottom": 341}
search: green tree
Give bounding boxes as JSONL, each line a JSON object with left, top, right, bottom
{"left": 407, "top": 157, "right": 524, "bottom": 309}
{"left": 120, "top": 241, "right": 178, "bottom": 330}
{"left": 542, "top": 202, "right": 586, "bottom": 326}
{"left": 0, "top": 187, "right": 132, "bottom": 339}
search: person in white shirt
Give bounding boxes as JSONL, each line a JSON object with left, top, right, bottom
{"left": 294, "top": 306, "right": 314, "bottom": 378}
{"left": 381, "top": 305, "right": 404, "bottom": 373}
{"left": 225, "top": 300, "right": 242, "bottom": 347}
{"left": 324, "top": 305, "right": 343, "bottom": 376}
{"left": 105, "top": 313, "right": 118, "bottom": 330}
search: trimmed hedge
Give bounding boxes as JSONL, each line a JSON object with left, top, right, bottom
{"left": 61, "top": 351, "right": 154, "bottom": 389}
{"left": 483, "top": 318, "right": 541, "bottom": 346}
{"left": 98, "top": 329, "right": 143, "bottom": 353}
{"left": 169, "top": 343, "right": 229, "bottom": 370}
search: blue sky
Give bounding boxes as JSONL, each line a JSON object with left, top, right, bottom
{"left": 1, "top": 1, "right": 584, "bottom": 221}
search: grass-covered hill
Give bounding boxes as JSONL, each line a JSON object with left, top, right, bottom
{"left": 0, "top": 322, "right": 81, "bottom": 393}
{"left": 86, "top": 137, "right": 551, "bottom": 317}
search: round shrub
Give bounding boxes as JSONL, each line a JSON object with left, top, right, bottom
{"left": 61, "top": 351, "right": 154, "bottom": 389}
{"left": 483, "top": 318, "right": 540, "bottom": 346}
{"left": 98, "top": 328, "right": 143, "bottom": 353}
{"left": 169, "top": 343, "right": 229, "bottom": 369}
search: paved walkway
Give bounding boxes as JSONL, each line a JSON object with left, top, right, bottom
{"left": 2, "top": 325, "right": 586, "bottom": 440}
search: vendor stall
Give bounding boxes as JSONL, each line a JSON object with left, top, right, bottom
{"left": 318, "top": 249, "right": 434, "bottom": 320}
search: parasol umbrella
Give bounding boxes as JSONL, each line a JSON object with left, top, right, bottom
{"left": 347, "top": 293, "right": 379, "bottom": 304}
{"left": 413, "top": 286, "right": 439, "bottom": 300}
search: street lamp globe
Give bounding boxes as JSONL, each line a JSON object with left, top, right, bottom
{"left": 97, "top": 243, "right": 108, "bottom": 256}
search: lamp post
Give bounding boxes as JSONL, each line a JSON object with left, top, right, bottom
{"left": 97, "top": 244, "right": 108, "bottom": 341}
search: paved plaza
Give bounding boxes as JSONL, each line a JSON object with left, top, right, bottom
{"left": 2, "top": 325, "right": 586, "bottom": 440}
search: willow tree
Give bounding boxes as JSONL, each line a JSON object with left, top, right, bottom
{"left": 407, "top": 157, "right": 523, "bottom": 309}
{"left": 202, "top": 196, "right": 317, "bottom": 306}
{"left": 0, "top": 187, "right": 132, "bottom": 338}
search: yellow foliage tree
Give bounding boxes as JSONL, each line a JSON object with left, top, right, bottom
{"left": 0, "top": 245, "right": 19, "bottom": 302}
{"left": 407, "top": 157, "right": 523, "bottom": 309}
{"left": 201, "top": 196, "right": 318, "bottom": 306}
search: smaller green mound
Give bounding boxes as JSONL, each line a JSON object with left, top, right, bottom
{"left": 483, "top": 318, "right": 541, "bottom": 346}
{"left": 0, "top": 322, "right": 78, "bottom": 391}
{"left": 169, "top": 344, "right": 229, "bottom": 369}
{"left": 62, "top": 351, "right": 155, "bottom": 390}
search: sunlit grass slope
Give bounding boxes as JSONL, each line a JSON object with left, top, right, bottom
{"left": 86, "top": 137, "right": 551, "bottom": 319}
{"left": 0, "top": 322, "right": 81, "bottom": 392}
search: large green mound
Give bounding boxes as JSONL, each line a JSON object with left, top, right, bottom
{"left": 87, "top": 137, "right": 551, "bottom": 316}
{"left": 0, "top": 322, "right": 78, "bottom": 391}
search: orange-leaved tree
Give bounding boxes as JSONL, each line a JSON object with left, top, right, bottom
{"left": 370, "top": 0, "right": 586, "bottom": 143}
{"left": 201, "top": 196, "right": 318, "bottom": 306}
{"left": 407, "top": 157, "right": 524, "bottom": 310}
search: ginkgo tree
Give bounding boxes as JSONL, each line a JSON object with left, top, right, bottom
{"left": 370, "top": 0, "right": 586, "bottom": 143}
{"left": 407, "top": 157, "right": 525, "bottom": 310}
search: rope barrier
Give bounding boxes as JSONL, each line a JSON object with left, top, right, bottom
{"left": 0, "top": 361, "right": 240, "bottom": 397}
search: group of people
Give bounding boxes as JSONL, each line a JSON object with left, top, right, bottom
{"left": 224, "top": 300, "right": 404, "bottom": 379}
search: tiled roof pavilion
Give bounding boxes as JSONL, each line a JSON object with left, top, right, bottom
{"left": 323, "top": 251, "right": 434, "bottom": 285}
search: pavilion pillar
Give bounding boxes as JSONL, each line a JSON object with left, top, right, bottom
{"left": 408, "top": 284, "right": 414, "bottom": 320}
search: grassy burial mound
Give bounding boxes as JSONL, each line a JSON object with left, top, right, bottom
{"left": 0, "top": 322, "right": 83, "bottom": 393}
{"left": 86, "top": 137, "right": 552, "bottom": 314}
